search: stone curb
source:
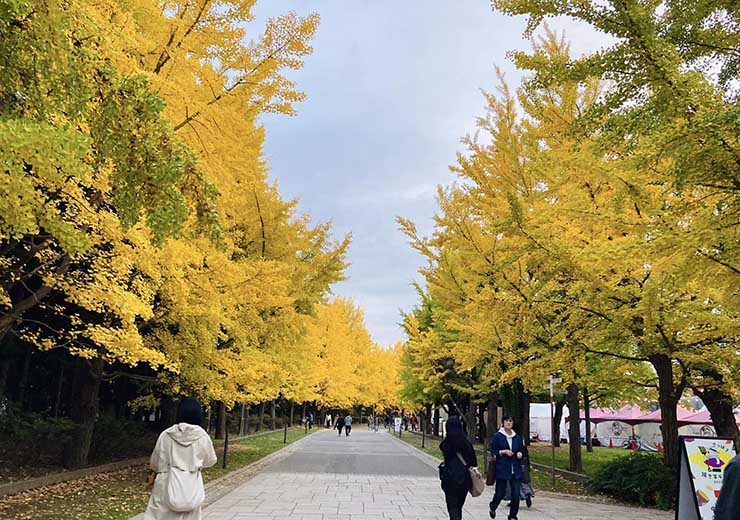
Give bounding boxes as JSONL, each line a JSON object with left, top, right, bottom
{"left": 0, "top": 427, "right": 301, "bottom": 498}
{"left": 0, "top": 457, "right": 149, "bottom": 498}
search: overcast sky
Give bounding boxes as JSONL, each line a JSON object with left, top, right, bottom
{"left": 250, "top": 1, "right": 611, "bottom": 347}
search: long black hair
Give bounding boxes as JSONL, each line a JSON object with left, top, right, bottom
{"left": 440, "top": 416, "right": 468, "bottom": 455}
{"left": 177, "top": 397, "right": 203, "bottom": 426}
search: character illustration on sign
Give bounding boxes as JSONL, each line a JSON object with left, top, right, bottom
{"left": 610, "top": 422, "right": 624, "bottom": 437}
{"left": 699, "top": 446, "right": 726, "bottom": 472}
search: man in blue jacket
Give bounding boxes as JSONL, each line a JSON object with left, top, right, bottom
{"left": 489, "top": 414, "right": 526, "bottom": 520}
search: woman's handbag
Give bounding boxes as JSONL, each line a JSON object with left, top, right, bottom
{"left": 456, "top": 453, "right": 485, "bottom": 497}
{"left": 486, "top": 458, "right": 496, "bottom": 486}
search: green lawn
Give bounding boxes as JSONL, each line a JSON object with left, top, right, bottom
{"left": 0, "top": 428, "right": 313, "bottom": 520}
{"left": 396, "top": 432, "right": 590, "bottom": 495}
{"left": 527, "top": 443, "right": 629, "bottom": 476}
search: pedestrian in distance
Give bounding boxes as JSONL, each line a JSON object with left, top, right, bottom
{"left": 307, "top": 411, "right": 314, "bottom": 430}
{"left": 143, "top": 397, "right": 217, "bottom": 520}
{"left": 325, "top": 413, "right": 332, "bottom": 429}
{"left": 438, "top": 416, "right": 478, "bottom": 520}
{"left": 715, "top": 451, "right": 740, "bottom": 520}
{"left": 344, "top": 414, "right": 353, "bottom": 436}
{"left": 489, "top": 414, "right": 527, "bottom": 520}
{"left": 335, "top": 414, "right": 344, "bottom": 436}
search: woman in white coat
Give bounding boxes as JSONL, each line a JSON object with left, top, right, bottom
{"left": 144, "top": 397, "right": 217, "bottom": 520}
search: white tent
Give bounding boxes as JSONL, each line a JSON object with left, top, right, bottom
{"left": 529, "top": 403, "right": 568, "bottom": 442}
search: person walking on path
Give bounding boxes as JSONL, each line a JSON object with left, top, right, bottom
{"left": 489, "top": 414, "right": 526, "bottom": 520}
{"left": 344, "top": 414, "right": 353, "bottom": 436}
{"left": 715, "top": 452, "right": 740, "bottom": 520}
{"left": 335, "top": 414, "right": 344, "bottom": 436}
{"left": 325, "top": 413, "right": 332, "bottom": 429}
{"left": 439, "top": 416, "right": 478, "bottom": 520}
{"left": 143, "top": 397, "right": 217, "bottom": 520}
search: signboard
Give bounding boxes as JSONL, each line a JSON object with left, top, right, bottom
{"left": 677, "top": 436, "right": 736, "bottom": 520}
{"left": 394, "top": 417, "right": 402, "bottom": 433}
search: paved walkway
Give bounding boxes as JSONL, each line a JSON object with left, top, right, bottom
{"left": 200, "top": 429, "right": 672, "bottom": 520}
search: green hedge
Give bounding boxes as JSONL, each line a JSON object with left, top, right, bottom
{"left": 586, "top": 451, "right": 676, "bottom": 509}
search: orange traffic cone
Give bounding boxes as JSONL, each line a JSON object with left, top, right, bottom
{"left": 658, "top": 442, "right": 663, "bottom": 453}
{"left": 609, "top": 438, "right": 613, "bottom": 448}
{"left": 630, "top": 439, "right": 637, "bottom": 450}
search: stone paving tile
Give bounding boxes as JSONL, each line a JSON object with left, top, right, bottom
{"left": 203, "top": 471, "right": 672, "bottom": 520}
{"left": 120, "top": 430, "right": 671, "bottom": 520}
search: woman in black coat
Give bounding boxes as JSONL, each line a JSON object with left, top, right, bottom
{"left": 439, "top": 416, "right": 478, "bottom": 520}
{"left": 335, "top": 414, "right": 344, "bottom": 436}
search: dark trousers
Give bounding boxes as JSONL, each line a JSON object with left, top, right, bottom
{"left": 345, "top": 425, "right": 352, "bottom": 436}
{"left": 490, "top": 478, "right": 520, "bottom": 519}
{"left": 442, "top": 484, "right": 467, "bottom": 520}
{"left": 337, "top": 425, "right": 344, "bottom": 435}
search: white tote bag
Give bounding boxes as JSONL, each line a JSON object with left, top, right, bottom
{"left": 166, "top": 465, "right": 205, "bottom": 512}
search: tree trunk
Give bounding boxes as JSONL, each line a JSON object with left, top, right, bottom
{"left": 52, "top": 362, "right": 65, "bottom": 418}
{"left": 159, "top": 397, "right": 178, "bottom": 429}
{"left": 486, "top": 394, "right": 498, "bottom": 448}
{"left": 257, "top": 402, "right": 265, "bottom": 431}
{"left": 205, "top": 405, "right": 212, "bottom": 433}
{"left": 584, "top": 387, "right": 593, "bottom": 453}
{"left": 271, "top": 400, "right": 276, "bottom": 430}
{"left": 16, "top": 348, "right": 32, "bottom": 409}
{"left": 425, "top": 403, "right": 432, "bottom": 434}
{"left": 62, "top": 358, "right": 103, "bottom": 469}
{"left": 238, "top": 404, "right": 246, "bottom": 435}
{"left": 478, "top": 401, "right": 487, "bottom": 443}
{"left": 650, "top": 353, "right": 684, "bottom": 469}
{"left": 290, "top": 402, "right": 294, "bottom": 427}
{"left": 566, "top": 383, "right": 583, "bottom": 473}
{"left": 521, "top": 390, "right": 531, "bottom": 446}
{"left": 215, "top": 401, "right": 226, "bottom": 439}
{"left": 0, "top": 357, "right": 10, "bottom": 398}
{"left": 694, "top": 385, "right": 740, "bottom": 448}
{"left": 244, "top": 406, "right": 251, "bottom": 434}
{"left": 301, "top": 403, "right": 306, "bottom": 428}
{"left": 553, "top": 397, "right": 566, "bottom": 447}
{"left": 465, "top": 398, "right": 476, "bottom": 444}
{"left": 433, "top": 404, "right": 440, "bottom": 437}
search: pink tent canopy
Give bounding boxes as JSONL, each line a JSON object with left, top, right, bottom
{"left": 608, "top": 405, "right": 649, "bottom": 425}
{"left": 574, "top": 408, "right": 618, "bottom": 424}
{"left": 677, "top": 409, "right": 740, "bottom": 427}
{"left": 638, "top": 406, "right": 695, "bottom": 424}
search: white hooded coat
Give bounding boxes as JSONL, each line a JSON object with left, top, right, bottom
{"left": 143, "top": 423, "right": 217, "bottom": 520}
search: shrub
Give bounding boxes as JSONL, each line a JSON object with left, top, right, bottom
{"left": 0, "top": 399, "right": 77, "bottom": 467}
{"left": 88, "top": 413, "right": 160, "bottom": 464}
{"left": 586, "top": 451, "right": 676, "bottom": 509}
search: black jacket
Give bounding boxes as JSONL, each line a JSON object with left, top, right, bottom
{"left": 715, "top": 453, "right": 740, "bottom": 520}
